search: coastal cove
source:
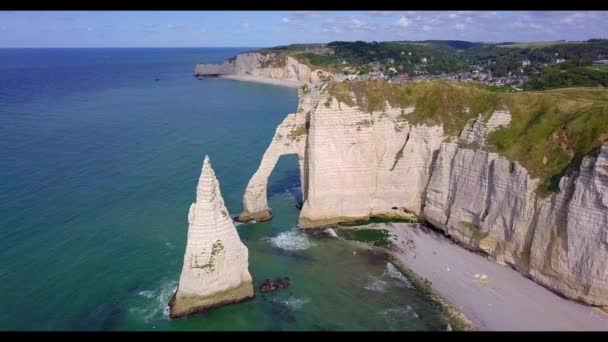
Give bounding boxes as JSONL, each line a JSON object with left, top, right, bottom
{"left": 0, "top": 48, "right": 452, "bottom": 331}
{"left": 209, "top": 48, "right": 608, "bottom": 330}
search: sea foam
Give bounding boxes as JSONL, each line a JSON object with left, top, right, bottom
{"left": 268, "top": 230, "right": 313, "bottom": 251}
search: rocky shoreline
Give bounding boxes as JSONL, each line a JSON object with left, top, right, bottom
{"left": 375, "top": 222, "right": 608, "bottom": 330}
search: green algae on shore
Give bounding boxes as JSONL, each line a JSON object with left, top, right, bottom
{"left": 336, "top": 228, "right": 393, "bottom": 247}
{"left": 384, "top": 255, "right": 477, "bottom": 331}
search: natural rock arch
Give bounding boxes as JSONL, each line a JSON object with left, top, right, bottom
{"left": 237, "top": 112, "right": 308, "bottom": 222}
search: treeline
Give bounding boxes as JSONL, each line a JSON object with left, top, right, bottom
{"left": 524, "top": 64, "right": 608, "bottom": 90}
{"left": 327, "top": 41, "right": 469, "bottom": 74}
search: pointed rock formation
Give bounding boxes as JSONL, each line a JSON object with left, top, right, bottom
{"left": 169, "top": 155, "right": 254, "bottom": 318}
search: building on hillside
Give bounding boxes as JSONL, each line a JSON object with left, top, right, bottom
{"left": 592, "top": 60, "right": 608, "bottom": 66}
{"left": 522, "top": 59, "right": 531, "bottom": 67}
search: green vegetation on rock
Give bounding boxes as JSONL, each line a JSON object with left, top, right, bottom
{"left": 326, "top": 80, "right": 608, "bottom": 196}
{"left": 487, "top": 88, "right": 608, "bottom": 196}
{"left": 288, "top": 124, "right": 308, "bottom": 140}
{"left": 337, "top": 228, "right": 393, "bottom": 247}
{"left": 460, "top": 221, "right": 489, "bottom": 241}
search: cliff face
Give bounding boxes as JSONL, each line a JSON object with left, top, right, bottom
{"left": 170, "top": 156, "right": 253, "bottom": 318}
{"left": 240, "top": 86, "right": 608, "bottom": 307}
{"left": 195, "top": 52, "right": 332, "bottom": 82}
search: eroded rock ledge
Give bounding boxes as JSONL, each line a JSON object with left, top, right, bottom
{"left": 239, "top": 83, "right": 608, "bottom": 307}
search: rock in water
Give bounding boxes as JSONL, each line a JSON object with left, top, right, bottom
{"left": 324, "top": 228, "right": 338, "bottom": 238}
{"left": 169, "top": 155, "right": 254, "bottom": 318}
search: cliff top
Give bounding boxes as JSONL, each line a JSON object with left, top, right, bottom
{"left": 324, "top": 80, "right": 608, "bottom": 196}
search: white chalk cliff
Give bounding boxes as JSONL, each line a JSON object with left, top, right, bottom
{"left": 195, "top": 52, "right": 332, "bottom": 82}
{"left": 170, "top": 156, "right": 253, "bottom": 318}
{"left": 240, "top": 85, "right": 608, "bottom": 307}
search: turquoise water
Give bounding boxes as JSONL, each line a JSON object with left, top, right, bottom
{"left": 0, "top": 48, "right": 449, "bottom": 331}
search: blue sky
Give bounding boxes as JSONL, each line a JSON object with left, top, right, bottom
{"left": 1, "top": 11, "right": 607, "bottom": 47}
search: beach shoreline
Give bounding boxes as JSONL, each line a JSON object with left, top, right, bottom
{"left": 219, "top": 74, "right": 315, "bottom": 89}
{"left": 374, "top": 222, "right": 608, "bottom": 331}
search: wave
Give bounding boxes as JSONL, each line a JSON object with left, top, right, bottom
{"left": 267, "top": 230, "right": 314, "bottom": 251}
{"left": 130, "top": 280, "right": 177, "bottom": 323}
{"left": 137, "top": 290, "right": 155, "bottom": 299}
{"left": 275, "top": 296, "right": 311, "bottom": 311}
{"left": 384, "top": 262, "right": 412, "bottom": 288}
{"left": 380, "top": 305, "right": 419, "bottom": 320}
{"left": 364, "top": 276, "right": 388, "bottom": 293}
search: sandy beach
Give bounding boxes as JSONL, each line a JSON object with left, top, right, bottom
{"left": 220, "top": 74, "right": 315, "bottom": 89}
{"left": 379, "top": 222, "right": 608, "bottom": 331}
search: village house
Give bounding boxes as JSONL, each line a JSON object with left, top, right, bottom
{"left": 592, "top": 59, "right": 608, "bottom": 66}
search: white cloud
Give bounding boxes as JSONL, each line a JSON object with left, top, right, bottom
{"left": 422, "top": 25, "right": 432, "bottom": 32}
{"left": 348, "top": 17, "right": 363, "bottom": 29}
{"left": 448, "top": 13, "right": 458, "bottom": 19}
{"left": 287, "top": 11, "right": 323, "bottom": 19}
{"left": 321, "top": 16, "right": 376, "bottom": 33}
{"left": 167, "top": 24, "right": 186, "bottom": 30}
{"left": 455, "top": 23, "right": 465, "bottom": 31}
{"left": 242, "top": 22, "right": 250, "bottom": 29}
{"left": 281, "top": 17, "right": 290, "bottom": 23}
{"left": 465, "top": 17, "right": 473, "bottom": 23}
{"left": 395, "top": 16, "right": 411, "bottom": 28}
{"left": 367, "top": 11, "right": 394, "bottom": 17}
{"left": 87, "top": 27, "right": 93, "bottom": 31}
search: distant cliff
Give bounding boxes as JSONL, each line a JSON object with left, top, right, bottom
{"left": 239, "top": 80, "right": 608, "bottom": 308}
{"left": 195, "top": 51, "right": 332, "bottom": 82}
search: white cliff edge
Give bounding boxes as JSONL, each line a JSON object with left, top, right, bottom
{"left": 240, "top": 88, "right": 608, "bottom": 308}
{"left": 195, "top": 52, "right": 332, "bottom": 83}
{"left": 170, "top": 155, "right": 254, "bottom": 318}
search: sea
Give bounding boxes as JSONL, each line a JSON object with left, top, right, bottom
{"left": 0, "top": 48, "right": 449, "bottom": 331}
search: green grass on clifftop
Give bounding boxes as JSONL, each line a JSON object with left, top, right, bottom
{"left": 326, "top": 80, "right": 608, "bottom": 196}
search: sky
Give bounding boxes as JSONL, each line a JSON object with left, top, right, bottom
{"left": 0, "top": 11, "right": 607, "bottom": 47}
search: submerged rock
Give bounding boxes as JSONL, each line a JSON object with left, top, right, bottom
{"left": 259, "top": 277, "right": 291, "bottom": 293}
{"left": 169, "top": 156, "right": 254, "bottom": 319}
